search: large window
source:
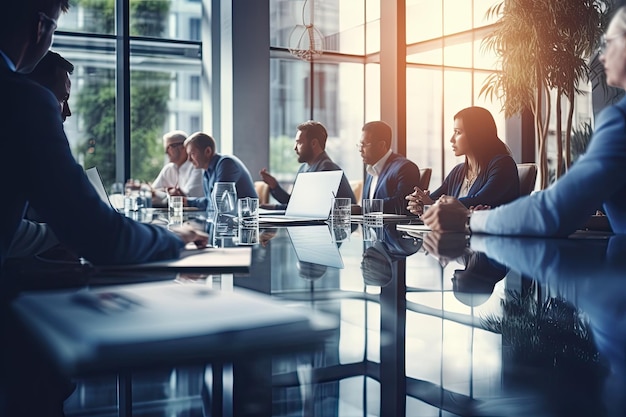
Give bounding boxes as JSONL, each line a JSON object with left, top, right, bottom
{"left": 54, "top": 0, "right": 202, "bottom": 189}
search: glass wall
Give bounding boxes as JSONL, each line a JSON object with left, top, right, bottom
{"left": 54, "top": 0, "right": 202, "bottom": 190}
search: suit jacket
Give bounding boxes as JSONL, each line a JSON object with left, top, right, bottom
{"left": 187, "top": 153, "right": 258, "bottom": 211}
{"left": 363, "top": 152, "right": 420, "bottom": 214}
{"left": 0, "top": 63, "right": 183, "bottom": 272}
{"left": 271, "top": 151, "right": 356, "bottom": 207}
{"left": 471, "top": 96, "right": 626, "bottom": 236}
{"left": 430, "top": 154, "right": 519, "bottom": 208}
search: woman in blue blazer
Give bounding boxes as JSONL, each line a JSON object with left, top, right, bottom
{"left": 406, "top": 106, "right": 519, "bottom": 215}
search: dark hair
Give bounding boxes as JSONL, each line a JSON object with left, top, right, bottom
{"left": 297, "top": 120, "right": 328, "bottom": 149}
{"left": 362, "top": 121, "right": 392, "bottom": 147}
{"left": 27, "top": 50, "right": 73, "bottom": 89}
{"left": 453, "top": 107, "right": 510, "bottom": 173}
{"left": 0, "top": 0, "right": 70, "bottom": 37}
{"left": 184, "top": 132, "right": 216, "bottom": 153}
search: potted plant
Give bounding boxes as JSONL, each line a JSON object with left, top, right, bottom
{"left": 480, "top": 0, "right": 610, "bottom": 189}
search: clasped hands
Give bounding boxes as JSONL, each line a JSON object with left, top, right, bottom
{"left": 405, "top": 187, "right": 490, "bottom": 232}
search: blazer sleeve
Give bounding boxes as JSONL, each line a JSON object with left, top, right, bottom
{"left": 471, "top": 103, "right": 626, "bottom": 236}
{"left": 380, "top": 158, "right": 420, "bottom": 215}
{"left": 15, "top": 82, "right": 183, "bottom": 265}
{"left": 458, "top": 155, "right": 519, "bottom": 208}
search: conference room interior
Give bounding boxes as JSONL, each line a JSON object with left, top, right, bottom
{"left": 11, "top": 0, "right": 625, "bottom": 416}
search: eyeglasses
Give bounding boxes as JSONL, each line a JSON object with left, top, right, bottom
{"left": 38, "top": 12, "right": 58, "bottom": 32}
{"left": 165, "top": 143, "right": 184, "bottom": 153}
{"left": 598, "top": 33, "right": 625, "bottom": 55}
{"left": 356, "top": 141, "right": 380, "bottom": 150}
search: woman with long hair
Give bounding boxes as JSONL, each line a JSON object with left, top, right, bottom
{"left": 406, "top": 106, "right": 519, "bottom": 215}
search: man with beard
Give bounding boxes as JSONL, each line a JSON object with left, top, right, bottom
{"left": 259, "top": 120, "right": 355, "bottom": 209}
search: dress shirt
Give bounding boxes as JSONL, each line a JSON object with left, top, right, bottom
{"left": 469, "top": 96, "right": 626, "bottom": 236}
{"left": 152, "top": 160, "right": 204, "bottom": 197}
{"left": 366, "top": 148, "right": 393, "bottom": 199}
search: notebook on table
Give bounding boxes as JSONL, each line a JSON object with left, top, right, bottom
{"left": 259, "top": 171, "right": 344, "bottom": 224}
{"left": 12, "top": 281, "right": 338, "bottom": 375}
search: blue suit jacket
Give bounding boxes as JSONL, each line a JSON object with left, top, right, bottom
{"left": 188, "top": 153, "right": 258, "bottom": 211}
{"left": 0, "top": 64, "right": 183, "bottom": 271}
{"left": 363, "top": 152, "right": 420, "bottom": 214}
{"left": 471, "top": 96, "right": 626, "bottom": 236}
{"left": 430, "top": 154, "right": 519, "bottom": 208}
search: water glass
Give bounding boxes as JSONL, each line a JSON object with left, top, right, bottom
{"left": 238, "top": 224, "right": 259, "bottom": 245}
{"left": 212, "top": 182, "right": 238, "bottom": 244}
{"left": 330, "top": 197, "right": 351, "bottom": 228}
{"left": 362, "top": 198, "right": 383, "bottom": 227}
{"left": 238, "top": 197, "right": 259, "bottom": 227}
{"left": 168, "top": 195, "right": 184, "bottom": 226}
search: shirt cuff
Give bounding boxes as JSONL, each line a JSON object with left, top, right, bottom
{"left": 469, "top": 210, "right": 490, "bottom": 234}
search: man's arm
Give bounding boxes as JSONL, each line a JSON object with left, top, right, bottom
{"left": 381, "top": 159, "right": 420, "bottom": 215}
{"left": 15, "top": 81, "right": 185, "bottom": 265}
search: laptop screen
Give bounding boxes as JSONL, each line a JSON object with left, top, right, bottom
{"left": 85, "top": 167, "right": 113, "bottom": 208}
{"left": 284, "top": 171, "right": 343, "bottom": 218}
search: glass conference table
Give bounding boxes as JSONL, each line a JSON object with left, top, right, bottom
{"left": 12, "top": 222, "right": 626, "bottom": 417}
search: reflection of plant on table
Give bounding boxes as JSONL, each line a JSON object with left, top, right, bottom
{"left": 483, "top": 288, "right": 607, "bottom": 375}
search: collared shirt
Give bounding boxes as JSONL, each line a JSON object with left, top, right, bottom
{"left": 0, "top": 49, "right": 16, "bottom": 72}
{"left": 366, "top": 148, "right": 393, "bottom": 198}
{"left": 151, "top": 160, "right": 204, "bottom": 197}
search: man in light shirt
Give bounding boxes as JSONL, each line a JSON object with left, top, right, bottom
{"left": 151, "top": 130, "right": 204, "bottom": 206}
{"left": 359, "top": 121, "right": 420, "bottom": 214}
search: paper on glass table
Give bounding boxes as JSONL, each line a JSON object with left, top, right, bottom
{"left": 96, "top": 246, "right": 251, "bottom": 272}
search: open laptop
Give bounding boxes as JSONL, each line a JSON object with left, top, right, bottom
{"left": 259, "top": 170, "right": 344, "bottom": 223}
{"left": 287, "top": 225, "right": 344, "bottom": 269}
{"left": 85, "top": 167, "right": 120, "bottom": 209}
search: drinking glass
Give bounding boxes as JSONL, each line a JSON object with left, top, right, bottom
{"left": 362, "top": 198, "right": 383, "bottom": 227}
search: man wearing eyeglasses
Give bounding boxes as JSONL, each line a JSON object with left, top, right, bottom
{"left": 359, "top": 121, "right": 420, "bottom": 214}
{"left": 150, "top": 130, "right": 204, "bottom": 206}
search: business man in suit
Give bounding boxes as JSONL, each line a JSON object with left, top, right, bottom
{"left": 359, "top": 121, "right": 420, "bottom": 214}
{"left": 185, "top": 132, "right": 258, "bottom": 211}
{"left": 0, "top": 3, "right": 208, "bottom": 269}
{"left": 259, "top": 120, "right": 356, "bottom": 209}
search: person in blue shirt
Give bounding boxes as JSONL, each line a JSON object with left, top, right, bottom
{"left": 184, "top": 132, "right": 258, "bottom": 211}
{"left": 423, "top": 8, "right": 626, "bottom": 236}
{"left": 406, "top": 106, "right": 519, "bottom": 215}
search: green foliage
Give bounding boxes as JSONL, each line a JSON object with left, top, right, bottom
{"left": 570, "top": 121, "right": 593, "bottom": 164}
{"left": 269, "top": 135, "right": 302, "bottom": 179}
{"left": 74, "top": 0, "right": 172, "bottom": 187}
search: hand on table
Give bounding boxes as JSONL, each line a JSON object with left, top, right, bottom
{"left": 422, "top": 195, "right": 471, "bottom": 233}
{"left": 422, "top": 230, "right": 470, "bottom": 262}
{"left": 170, "top": 224, "right": 210, "bottom": 249}
{"left": 259, "top": 168, "right": 278, "bottom": 189}
{"left": 405, "top": 186, "right": 434, "bottom": 216}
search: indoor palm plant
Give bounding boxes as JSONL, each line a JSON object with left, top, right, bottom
{"left": 480, "top": 0, "right": 610, "bottom": 188}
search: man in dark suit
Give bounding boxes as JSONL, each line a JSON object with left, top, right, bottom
{"left": 259, "top": 120, "right": 356, "bottom": 209}
{"left": 359, "top": 121, "right": 420, "bottom": 214}
{"left": 0, "top": 1, "right": 208, "bottom": 271}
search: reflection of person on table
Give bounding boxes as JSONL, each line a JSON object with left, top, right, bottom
{"left": 470, "top": 234, "right": 626, "bottom": 416}
{"left": 422, "top": 8, "right": 626, "bottom": 236}
{"left": 150, "top": 130, "right": 204, "bottom": 207}
{"left": 184, "top": 132, "right": 258, "bottom": 211}
{"left": 359, "top": 121, "right": 421, "bottom": 215}
{"left": 259, "top": 120, "right": 355, "bottom": 209}
{"left": 406, "top": 107, "right": 519, "bottom": 216}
